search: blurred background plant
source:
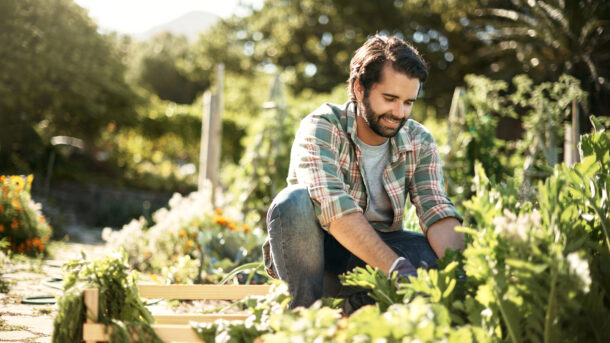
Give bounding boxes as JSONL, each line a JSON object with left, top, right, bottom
{"left": 102, "top": 185, "right": 266, "bottom": 284}
{"left": 0, "top": 175, "right": 52, "bottom": 256}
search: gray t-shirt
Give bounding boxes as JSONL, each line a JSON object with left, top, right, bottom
{"left": 356, "top": 138, "right": 394, "bottom": 226}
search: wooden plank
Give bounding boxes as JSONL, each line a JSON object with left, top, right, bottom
{"left": 138, "top": 284, "right": 270, "bottom": 300}
{"left": 153, "top": 313, "right": 249, "bottom": 325}
{"left": 83, "top": 288, "right": 99, "bottom": 343}
{"left": 83, "top": 323, "right": 204, "bottom": 342}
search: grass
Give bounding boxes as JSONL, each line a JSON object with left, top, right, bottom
{"left": 0, "top": 318, "right": 28, "bottom": 331}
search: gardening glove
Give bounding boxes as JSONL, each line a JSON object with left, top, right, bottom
{"left": 389, "top": 256, "right": 418, "bottom": 281}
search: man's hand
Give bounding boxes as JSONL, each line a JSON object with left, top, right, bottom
{"left": 426, "top": 217, "right": 464, "bottom": 258}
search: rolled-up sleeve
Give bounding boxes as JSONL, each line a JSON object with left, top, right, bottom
{"left": 409, "top": 131, "right": 462, "bottom": 233}
{"left": 290, "top": 116, "right": 362, "bottom": 230}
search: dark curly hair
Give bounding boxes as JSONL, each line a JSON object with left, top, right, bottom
{"left": 347, "top": 35, "right": 428, "bottom": 102}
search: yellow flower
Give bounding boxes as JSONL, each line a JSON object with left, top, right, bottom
{"left": 0, "top": 175, "right": 6, "bottom": 183}
{"left": 214, "top": 208, "right": 223, "bottom": 216}
{"left": 27, "top": 174, "right": 33, "bottom": 187}
{"left": 214, "top": 216, "right": 228, "bottom": 226}
{"left": 227, "top": 223, "right": 237, "bottom": 232}
{"left": 179, "top": 230, "right": 187, "bottom": 238}
{"left": 12, "top": 198, "right": 21, "bottom": 212}
{"left": 10, "top": 176, "right": 24, "bottom": 188}
{"left": 242, "top": 225, "right": 251, "bottom": 233}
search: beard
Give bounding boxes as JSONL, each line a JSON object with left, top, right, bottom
{"left": 359, "top": 95, "right": 407, "bottom": 138}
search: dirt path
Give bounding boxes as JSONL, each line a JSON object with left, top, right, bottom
{"left": 0, "top": 242, "right": 108, "bottom": 343}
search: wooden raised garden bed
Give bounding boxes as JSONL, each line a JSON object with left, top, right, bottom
{"left": 82, "top": 284, "right": 271, "bottom": 342}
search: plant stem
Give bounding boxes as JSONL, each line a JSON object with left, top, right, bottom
{"left": 493, "top": 279, "right": 520, "bottom": 343}
{"left": 544, "top": 266, "right": 559, "bottom": 343}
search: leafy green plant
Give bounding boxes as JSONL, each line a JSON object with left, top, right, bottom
{"left": 52, "top": 252, "right": 162, "bottom": 343}
{"left": 443, "top": 74, "right": 587, "bottom": 202}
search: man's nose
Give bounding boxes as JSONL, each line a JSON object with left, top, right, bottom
{"left": 393, "top": 102, "right": 405, "bottom": 117}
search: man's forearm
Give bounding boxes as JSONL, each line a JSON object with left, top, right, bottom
{"left": 426, "top": 217, "right": 464, "bottom": 258}
{"left": 328, "top": 212, "right": 398, "bottom": 273}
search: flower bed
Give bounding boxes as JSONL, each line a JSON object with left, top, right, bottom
{"left": 0, "top": 175, "right": 52, "bottom": 256}
{"left": 103, "top": 187, "right": 266, "bottom": 284}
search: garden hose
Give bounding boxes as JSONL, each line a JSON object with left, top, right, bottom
{"left": 20, "top": 295, "right": 57, "bottom": 305}
{"left": 21, "top": 276, "right": 63, "bottom": 305}
{"left": 20, "top": 275, "right": 163, "bottom": 306}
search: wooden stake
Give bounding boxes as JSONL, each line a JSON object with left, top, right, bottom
{"left": 83, "top": 288, "right": 99, "bottom": 343}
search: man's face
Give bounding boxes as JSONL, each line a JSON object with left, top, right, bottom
{"left": 360, "top": 91, "right": 407, "bottom": 138}
{"left": 356, "top": 63, "right": 420, "bottom": 145}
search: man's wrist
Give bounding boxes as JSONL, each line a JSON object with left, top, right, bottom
{"left": 389, "top": 256, "right": 406, "bottom": 275}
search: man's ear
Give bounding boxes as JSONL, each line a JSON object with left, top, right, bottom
{"left": 354, "top": 79, "right": 364, "bottom": 102}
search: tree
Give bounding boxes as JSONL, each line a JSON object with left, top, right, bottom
{"left": 127, "top": 32, "right": 209, "bottom": 104}
{"left": 0, "top": 0, "right": 138, "bottom": 172}
{"left": 202, "top": 0, "right": 608, "bottom": 120}
{"left": 457, "top": 0, "right": 610, "bottom": 117}
{"left": 204, "top": 0, "right": 491, "bottom": 117}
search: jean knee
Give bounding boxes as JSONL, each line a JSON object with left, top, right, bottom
{"left": 267, "top": 185, "right": 314, "bottom": 224}
{"left": 267, "top": 185, "right": 323, "bottom": 251}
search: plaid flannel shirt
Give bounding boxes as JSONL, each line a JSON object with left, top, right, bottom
{"left": 263, "top": 101, "right": 462, "bottom": 278}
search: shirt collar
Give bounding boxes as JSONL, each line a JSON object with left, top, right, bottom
{"left": 345, "top": 101, "right": 413, "bottom": 160}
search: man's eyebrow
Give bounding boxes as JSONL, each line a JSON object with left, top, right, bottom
{"left": 382, "top": 93, "right": 416, "bottom": 102}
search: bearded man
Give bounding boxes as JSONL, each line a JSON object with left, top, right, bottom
{"left": 263, "top": 35, "right": 464, "bottom": 312}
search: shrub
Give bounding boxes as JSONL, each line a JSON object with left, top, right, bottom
{"left": 0, "top": 175, "right": 52, "bottom": 256}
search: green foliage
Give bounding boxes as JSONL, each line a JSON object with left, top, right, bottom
{"left": 125, "top": 32, "right": 208, "bottom": 104}
{"left": 461, "top": 0, "right": 610, "bottom": 116}
{"left": 192, "top": 281, "right": 290, "bottom": 342}
{"left": 444, "top": 75, "right": 513, "bottom": 200}
{"left": 0, "top": 175, "right": 52, "bottom": 256}
{"left": 340, "top": 265, "right": 403, "bottom": 312}
{"left": 444, "top": 74, "right": 587, "bottom": 202}
{"left": 513, "top": 74, "right": 588, "bottom": 174}
{"left": 0, "top": 239, "right": 10, "bottom": 293}
{"left": 96, "top": 94, "right": 201, "bottom": 192}
{"left": 0, "top": 0, "right": 137, "bottom": 173}
{"left": 52, "top": 252, "right": 162, "bottom": 343}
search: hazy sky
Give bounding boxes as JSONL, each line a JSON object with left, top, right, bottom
{"left": 74, "top": 0, "right": 259, "bottom": 34}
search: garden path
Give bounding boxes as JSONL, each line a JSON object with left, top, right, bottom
{"left": 0, "top": 242, "right": 108, "bottom": 343}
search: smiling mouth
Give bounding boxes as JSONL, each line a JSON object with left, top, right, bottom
{"left": 381, "top": 115, "right": 402, "bottom": 127}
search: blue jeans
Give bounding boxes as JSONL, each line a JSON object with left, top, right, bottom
{"left": 266, "top": 185, "right": 438, "bottom": 310}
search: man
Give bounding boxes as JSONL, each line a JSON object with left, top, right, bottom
{"left": 263, "top": 35, "right": 464, "bottom": 311}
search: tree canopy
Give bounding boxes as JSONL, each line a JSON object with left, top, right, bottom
{"left": 195, "top": 0, "right": 609, "bottom": 117}
{"left": 0, "top": 0, "right": 137, "bottom": 171}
